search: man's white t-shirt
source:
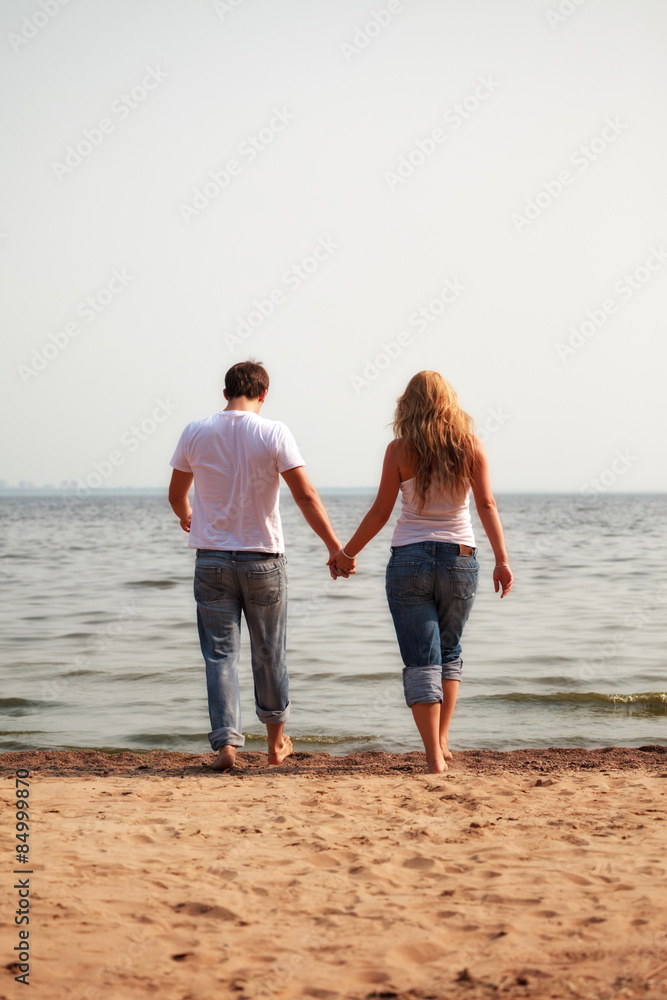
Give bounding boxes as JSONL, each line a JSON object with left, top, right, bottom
{"left": 170, "top": 410, "right": 304, "bottom": 552}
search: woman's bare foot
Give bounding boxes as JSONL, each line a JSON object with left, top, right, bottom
{"left": 425, "top": 749, "right": 448, "bottom": 774}
{"left": 211, "top": 746, "right": 236, "bottom": 771}
{"left": 440, "top": 736, "right": 453, "bottom": 760}
{"left": 268, "top": 735, "right": 293, "bottom": 765}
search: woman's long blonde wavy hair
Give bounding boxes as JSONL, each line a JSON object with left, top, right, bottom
{"left": 393, "top": 371, "right": 476, "bottom": 507}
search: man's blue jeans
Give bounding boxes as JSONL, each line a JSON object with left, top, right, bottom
{"left": 385, "top": 541, "right": 479, "bottom": 707}
{"left": 194, "top": 549, "right": 290, "bottom": 750}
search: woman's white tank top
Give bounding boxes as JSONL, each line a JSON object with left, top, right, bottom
{"left": 391, "top": 478, "right": 475, "bottom": 547}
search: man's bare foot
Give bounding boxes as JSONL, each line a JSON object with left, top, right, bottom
{"left": 211, "top": 746, "right": 236, "bottom": 771}
{"left": 440, "top": 737, "right": 453, "bottom": 760}
{"left": 268, "top": 735, "right": 293, "bottom": 765}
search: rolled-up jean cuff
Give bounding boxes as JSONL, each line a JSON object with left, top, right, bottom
{"left": 209, "top": 727, "right": 245, "bottom": 751}
{"left": 442, "top": 657, "right": 463, "bottom": 682}
{"left": 402, "top": 665, "right": 443, "bottom": 707}
{"left": 256, "top": 701, "right": 291, "bottom": 726}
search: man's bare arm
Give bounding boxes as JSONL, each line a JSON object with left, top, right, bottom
{"left": 281, "top": 466, "right": 353, "bottom": 577}
{"left": 169, "top": 469, "right": 194, "bottom": 532}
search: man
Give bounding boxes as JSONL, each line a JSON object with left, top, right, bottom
{"left": 169, "top": 360, "right": 353, "bottom": 771}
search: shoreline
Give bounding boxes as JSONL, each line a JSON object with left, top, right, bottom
{"left": 1, "top": 744, "right": 666, "bottom": 776}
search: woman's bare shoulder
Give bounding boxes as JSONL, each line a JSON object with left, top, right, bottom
{"left": 388, "top": 438, "right": 417, "bottom": 479}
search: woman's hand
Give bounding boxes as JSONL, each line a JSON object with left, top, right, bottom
{"left": 493, "top": 563, "right": 513, "bottom": 598}
{"left": 327, "top": 548, "right": 357, "bottom": 580}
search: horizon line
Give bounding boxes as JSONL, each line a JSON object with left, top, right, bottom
{"left": 0, "top": 487, "right": 665, "bottom": 496}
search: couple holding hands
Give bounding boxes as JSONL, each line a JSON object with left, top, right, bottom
{"left": 169, "top": 361, "right": 512, "bottom": 774}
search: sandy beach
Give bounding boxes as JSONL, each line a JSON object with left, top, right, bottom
{"left": 2, "top": 747, "right": 667, "bottom": 1000}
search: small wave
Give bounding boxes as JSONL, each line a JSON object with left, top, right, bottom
{"left": 0, "top": 698, "right": 45, "bottom": 709}
{"left": 484, "top": 691, "right": 667, "bottom": 704}
{"left": 87, "top": 732, "right": 384, "bottom": 750}
{"left": 0, "top": 729, "right": 43, "bottom": 736}
{"left": 0, "top": 736, "right": 47, "bottom": 751}
{"left": 289, "top": 670, "right": 398, "bottom": 683}
{"left": 126, "top": 580, "right": 178, "bottom": 589}
{"left": 474, "top": 691, "right": 667, "bottom": 714}
{"left": 104, "top": 672, "right": 166, "bottom": 683}
{"left": 242, "top": 733, "right": 380, "bottom": 746}
{"left": 111, "top": 733, "right": 207, "bottom": 748}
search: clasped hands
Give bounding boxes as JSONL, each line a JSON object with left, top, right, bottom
{"left": 327, "top": 548, "right": 357, "bottom": 581}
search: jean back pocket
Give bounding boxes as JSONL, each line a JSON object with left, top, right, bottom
{"left": 247, "top": 565, "right": 283, "bottom": 605}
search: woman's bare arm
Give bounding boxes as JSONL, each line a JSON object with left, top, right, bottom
{"left": 330, "top": 442, "right": 402, "bottom": 571}
{"left": 470, "top": 437, "right": 513, "bottom": 598}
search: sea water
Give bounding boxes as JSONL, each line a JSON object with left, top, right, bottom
{"left": 1, "top": 492, "right": 665, "bottom": 755}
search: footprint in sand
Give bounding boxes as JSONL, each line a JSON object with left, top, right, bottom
{"left": 561, "top": 873, "right": 592, "bottom": 885}
{"left": 402, "top": 856, "right": 435, "bottom": 870}
{"left": 395, "top": 941, "right": 443, "bottom": 963}
{"left": 172, "top": 902, "right": 240, "bottom": 922}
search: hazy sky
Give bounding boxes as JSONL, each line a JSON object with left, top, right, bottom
{"left": 2, "top": 0, "right": 666, "bottom": 491}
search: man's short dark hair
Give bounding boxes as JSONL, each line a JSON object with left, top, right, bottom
{"left": 224, "top": 361, "right": 270, "bottom": 400}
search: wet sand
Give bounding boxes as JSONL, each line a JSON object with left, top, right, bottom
{"left": 1, "top": 747, "right": 666, "bottom": 999}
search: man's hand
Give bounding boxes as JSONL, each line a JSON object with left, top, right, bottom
{"left": 169, "top": 469, "right": 194, "bottom": 532}
{"left": 327, "top": 548, "right": 357, "bottom": 580}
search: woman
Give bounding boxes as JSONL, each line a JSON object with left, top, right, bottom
{"left": 330, "top": 371, "right": 512, "bottom": 773}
